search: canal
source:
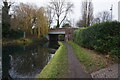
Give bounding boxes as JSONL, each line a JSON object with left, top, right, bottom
{"left": 2, "top": 41, "right": 59, "bottom": 79}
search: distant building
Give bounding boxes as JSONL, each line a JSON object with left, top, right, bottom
{"left": 118, "top": 1, "right": 120, "bottom": 21}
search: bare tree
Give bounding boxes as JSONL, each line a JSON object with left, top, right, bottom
{"left": 81, "top": 0, "right": 93, "bottom": 27}
{"left": 76, "top": 19, "right": 85, "bottom": 28}
{"left": 46, "top": 7, "right": 55, "bottom": 28}
{"left": 48, "top": 0, "right": 73, "bottom": 28}
{"left": 95, "top": 11, "right": 111, "bottom": 23}
{"left": 92, "top": 18, "right": 100, "bottom": 24}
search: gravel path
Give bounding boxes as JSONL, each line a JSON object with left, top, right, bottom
{"left": 64, "top": 43, "right": 91, "bottom": 78}
{"left": 91, "top": 64, "right": 119, "bottom": 78}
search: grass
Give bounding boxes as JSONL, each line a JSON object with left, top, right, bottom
{"left": 67, "top": 41, "right": 115, "bottom": 73}
{"left": 2, "top": 37, "right": 48, "bottom": 46}
{"left": 2, "top": 38, "right": 32, "bottom": 45}
{"left": 36, "top": 42, "right": 68, "bottom": 78}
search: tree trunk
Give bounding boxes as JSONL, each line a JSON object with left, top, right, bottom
{"left": 56, "top": 18, "right": 59, "bottom": 28}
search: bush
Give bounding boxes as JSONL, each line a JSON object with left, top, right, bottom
{"left": 110, "top": 47, "right": 120, "bottom": 60}
{"left": 19, "top": 38, "right": 31, "bottom": 43}
{"left": 73, "top": 21, "right": 120, "bottom": 59}
{"left": 58, "top": 35, "right": 65, "bottom": 41}
{"left": 9, "top": 29, "right": 23, "bottom": 39}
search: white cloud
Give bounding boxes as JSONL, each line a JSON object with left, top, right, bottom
{"left": 9, "top": 0, "right": 119, "bottom": 27}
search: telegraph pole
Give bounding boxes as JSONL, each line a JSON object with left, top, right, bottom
{"left": 110, "top": 4, "right": 113, "bottom": 21}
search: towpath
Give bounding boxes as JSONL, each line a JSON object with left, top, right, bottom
{"left": 64, "top": 43, "right": 91, "bottom": 78}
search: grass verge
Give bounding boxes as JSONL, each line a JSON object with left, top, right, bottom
{"left": 2, "top": 37, "right": 48, "bottom": 46}
{"left": 36, "top": 42, "right": 68, "bottom": 78}
{"left": 67, "top": 41, "right": 115, "bottom": 73}
{"left": 2, "top": 38, "right": 32, "bottom": 45}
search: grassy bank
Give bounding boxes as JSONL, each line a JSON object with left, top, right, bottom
{"left": 2, "top": 38, "right": 31, "bottom": 46}
{"left": 36, "top": 42, "right": 68, "bottom": 78}
{"left": 68, "top": 41, "right": 115, "bottom": 73}
{"left": 2, "top": 37, "right": 48, "bottom": 46}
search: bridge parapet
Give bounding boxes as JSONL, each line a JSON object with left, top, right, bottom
{"left": 49, "top": 28, "right": 78, "bottom": 33}
{"left": 49, "top": 28, "right": 66, "bottom": 32}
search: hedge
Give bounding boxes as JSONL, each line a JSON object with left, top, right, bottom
{"left": 9, "top": 29, "right": 24, "bottom": 39}
{"left": 73, "top": 21, "right": 120, "bottom": 60}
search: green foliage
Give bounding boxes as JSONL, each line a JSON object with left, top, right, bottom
{"left": 58, "top": 35, "right": 65, "bottom": 41}
{"left": 18, "top": 38, "right": 31, "bottom": 44}
{"left": 110, "top": 47, "right": 120, "bottom": 61}
{"left": 73, "top": 21, "right": 120, "bottom": 60}
{"left": 9, "top": 29, "right": 23, "bottom": 39}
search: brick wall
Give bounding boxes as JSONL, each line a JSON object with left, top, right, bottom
{"left": 49, "top": 28, "right": 78, "bottom": 41}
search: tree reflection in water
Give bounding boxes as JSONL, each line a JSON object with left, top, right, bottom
{"left": 3, "top": 43, "right": 56, "bottom": 78}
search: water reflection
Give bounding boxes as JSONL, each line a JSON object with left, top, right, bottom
{"left": 2, "top": 42, "right": 56, "bottom": 78}
{"left": 48, "top": 41, "right": 59, "bottom": 49}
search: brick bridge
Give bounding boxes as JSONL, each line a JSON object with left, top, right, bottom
{"left": 48, "top": 28, "right": 78, "bottom": 42}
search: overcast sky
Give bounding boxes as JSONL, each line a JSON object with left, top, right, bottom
{"left": 1, "top": 0, "right": 120, "bottom": 27}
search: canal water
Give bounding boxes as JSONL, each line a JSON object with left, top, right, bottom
{"left": 2, "top": 42, "right": 59, "bottom": 79}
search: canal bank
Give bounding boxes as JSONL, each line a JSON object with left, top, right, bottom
{"left": 36, "top": 41, "right": 116, "bottom": 78}
{"left": 36, "top": 42, "right": 68, "bottom": 78}
{"left": 2, "top": 37, "right": 48, "bottom": 46}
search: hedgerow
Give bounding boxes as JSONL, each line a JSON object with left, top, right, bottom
{"left": 73, "top": 21, "right": 120, "bottom": 60}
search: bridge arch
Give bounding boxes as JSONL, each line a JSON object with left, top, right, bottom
{"left": 48, "top": 28, "right": 78, "bottom": 42}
